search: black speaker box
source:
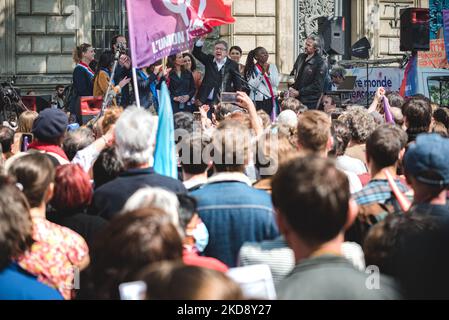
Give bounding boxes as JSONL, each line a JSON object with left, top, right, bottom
{"left": 400, "top": 8, "right": 430, "bottom": 51}
{"left": 318, "top": 16, "right": 346, "bottom": 55}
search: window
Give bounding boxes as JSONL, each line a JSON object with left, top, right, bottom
{"left": 428, "top": 76, "right": 449, "bottom": 107}
{"left": 91, "top": 0, "right": 128, "bottom": 56}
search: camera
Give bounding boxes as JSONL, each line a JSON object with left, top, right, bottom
{"left": 116, "top": 42, "right": 127, "bottom": 55}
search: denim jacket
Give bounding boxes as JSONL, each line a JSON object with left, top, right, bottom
{"left": 190, "top": 172, "right": 279, "bottom": 267}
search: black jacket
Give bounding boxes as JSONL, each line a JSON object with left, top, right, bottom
{"left": 114, "top": 64, "right": 133, "bottom": 107}
{"left": 192, "top": 44, "right": 242, "bottom": 104}
{"left": 73, "top": 66, "right": 93, "bottom": 97}
{"left": 89, "top": 167, "right": 187, "bottom": 220}
{"left": 291, "top": 53, "right": 327, "bottom": 106}
{"left": 168, "top": 69, "right": 196, "bottom": 112}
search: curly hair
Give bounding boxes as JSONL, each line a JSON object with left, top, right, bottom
{"left": 102, "top": 106, "right": 123, "bottom": 134}
{"left": 338, "top": 106, "right": 376, "bottom": 144}
{"left": 330, "top": 120, "right": 351, "bottom": 157}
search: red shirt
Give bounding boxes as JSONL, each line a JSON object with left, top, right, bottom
{"left": 183, "top": 247, "right": 228, "bottom": 273}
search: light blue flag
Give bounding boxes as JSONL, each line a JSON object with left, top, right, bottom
{"left": 154, "top": 81, "right": 178, "bottom": 179}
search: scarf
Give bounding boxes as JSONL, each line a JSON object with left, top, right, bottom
{"left": 255, "top": 64, "right": 278, "bottom": 122}
{"left": 78, "top": 62, "right": 95, "bottom": 79}
{"left": 28, "top": 141, "right": 69, "bottom": 161}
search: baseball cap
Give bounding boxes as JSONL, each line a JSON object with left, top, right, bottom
{"left": 403, "top": 133, "right": 449, "bottom": 186}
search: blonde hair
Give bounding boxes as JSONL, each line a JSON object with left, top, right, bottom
{"left": 17, "top": 111, "right": 38, "bottom": 133}
{"left": 73, "top": 43, "right": 92, "bottom": 64}
{"left": 102, "top": 106, "right": 124, "bottom": 133}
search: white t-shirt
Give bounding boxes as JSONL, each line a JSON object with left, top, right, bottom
{"left": 336, "top": 155, "right": 368, "bottom": 175}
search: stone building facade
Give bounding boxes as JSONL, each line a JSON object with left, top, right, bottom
{"left": 0, "top": 0, "right": 430, "bottom": 94}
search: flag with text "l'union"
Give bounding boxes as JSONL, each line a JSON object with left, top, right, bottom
{"left": 126, "top": 0, "right": 235, "bottom": 69}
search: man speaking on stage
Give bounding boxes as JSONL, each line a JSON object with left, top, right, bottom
{"left": 192, "top": 34, "right": 242, "bottom": 107}
{"left": 288, "top": 36, "right": 327, "bottom": 109}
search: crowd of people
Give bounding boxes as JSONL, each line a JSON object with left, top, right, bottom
{"left": 1, "top": 31, "right": 449, "bottom": 300}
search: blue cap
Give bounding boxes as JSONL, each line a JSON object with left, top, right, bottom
{"left": 403, "top": 133, "right": 449, "bottom": 186}
{"left": 32, "top": 108, "right": 68, "bottom": 141}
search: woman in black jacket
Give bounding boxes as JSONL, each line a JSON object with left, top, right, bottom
{"left": 167, "top": 53, "right": 196, "bottom": 114}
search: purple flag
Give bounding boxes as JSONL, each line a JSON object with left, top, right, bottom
{"left": 443, "top": 10, "right": 449, "bottom": 63}
{"left": 382, "top": 96, "right": 395, "bottom": 124}
{"left": 127, "top": 0, "right": 194, "bottom": 68}
{"left": 126, "top": 0, "right": 235, "bottom": 69}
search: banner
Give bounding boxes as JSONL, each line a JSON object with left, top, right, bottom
{"left": 444, "top": 10, "right": 449, "bottom": 63}
{"left": 345, "top": 67, "right": 404, "bottom": 102}
{"left": 126, "top": 0, "right": 235, "bottom": 69}
{"left": 418, "top": 39, "right": 449, "bottom": 68}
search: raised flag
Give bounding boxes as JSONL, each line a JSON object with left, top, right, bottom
{"left": 382, "top": 96, "right": 395, "bottom": 124}
{"left": 126, "top": 0, "right": 235, "bottom": 69}
{"left": 399, "top": 52, "right": 418, "bottom": 97}
{"left": 154, "top": 81, "right": 178, "bottom": 179}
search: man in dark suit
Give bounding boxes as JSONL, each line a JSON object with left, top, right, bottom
{"left": 192, "top": 35, "right": 242, "bottom": 107}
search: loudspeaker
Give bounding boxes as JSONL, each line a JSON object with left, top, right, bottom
{"left": 400, "top": 8, "right": 430, "bottom": 51}
{"left": 21, "top": 95, "right": 51, "bottom": 112}
{"left": 79, "top": 96, "right": 102, "bottom": 124}
{"left": 351, "top": 37, "right": 371, "bottom": 59}
{"left": 318, "top": 16, "right": 346, "bottom": 55}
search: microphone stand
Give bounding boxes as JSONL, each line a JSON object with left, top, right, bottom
{"left": 230, "top": 69, "right": 271, "bottom": 99}
{"left": 93, "top": 48, "right": 121, "bottom": 124}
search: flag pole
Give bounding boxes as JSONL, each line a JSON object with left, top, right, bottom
{"left": 132, "top": 67, "right": 141, "bottom": 108}
{"left": 162, "top": 56, "right": 167, "bottom": 80}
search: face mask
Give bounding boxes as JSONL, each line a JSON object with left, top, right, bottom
{"left": 191, "top": 222, "right": 209, "bottom": 253}
{"left": 67, "top": 123, "right": 80, "bottom": 131}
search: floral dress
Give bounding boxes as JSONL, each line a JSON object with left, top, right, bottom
{"left": 18, "top": 217, "right": 89, "bottom": 299}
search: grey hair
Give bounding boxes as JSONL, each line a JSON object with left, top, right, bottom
{"left": 122, "top": 187, "right": 181, "bottom": 233}
{"left": 277, "top": 110, "right": 298, "bottom": 129}
{"left": 307, "top": 35, "right": 322, "bottom": 55}
{"left": 63, "top": 127, "right": 95, "bottom": 161}
{"left": 215, "top": 40, "right": 228, "bottom": 51}
{"left": 114, "top": 106, "right": 158, "bottom": 167}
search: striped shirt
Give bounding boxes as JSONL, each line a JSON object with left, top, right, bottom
{"left": 238, "top": 237, "right": 365, "bottom": 285}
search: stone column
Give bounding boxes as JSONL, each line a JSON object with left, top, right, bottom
{"left": 276, "top": 0, "right": 295, "bottom": 75}
{"left": 0, "top": 0, "right": 16, "bottom": 76}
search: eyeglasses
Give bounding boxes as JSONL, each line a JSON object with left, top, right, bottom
{"left": 215, "top": 47, "right": 226, "bottom": 51}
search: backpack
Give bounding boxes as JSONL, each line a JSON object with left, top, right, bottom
{"left": 345, "top": 198, "right": 401, "bottom": 245}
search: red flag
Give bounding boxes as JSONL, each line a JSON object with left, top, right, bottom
{"left": 184, "top": 0, "right": 235, "bottom": 37}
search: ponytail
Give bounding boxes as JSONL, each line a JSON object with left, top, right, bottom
{"left": 243, "top": 47, "right": 265, "bottom": 80}
{"left": 73, "top": 43, "right": 92, "bottom": 64}
{"left": 243, "top": 49, "right": 257, "bottom": 81}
